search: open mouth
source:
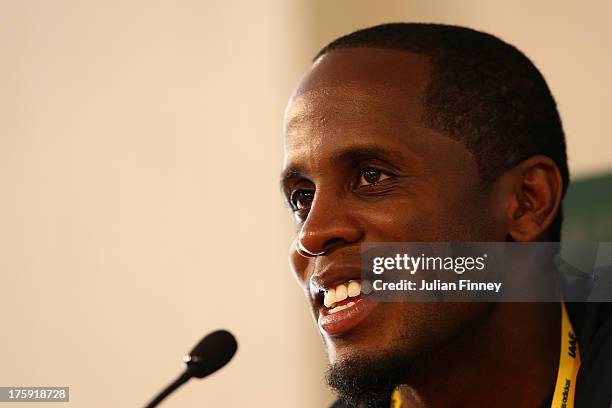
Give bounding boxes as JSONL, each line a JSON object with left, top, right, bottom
{"left": 322, "top": 279, "right": 372, "bottom": 311}
{"left": 317, "top": 279, "right": 377, "bottom": 335}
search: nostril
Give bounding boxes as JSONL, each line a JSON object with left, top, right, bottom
{"left": 297, "top": 214, "right": 364, "bottom": 257}
{"left": 321, "top": 238, "right": 348, "bottom": 254}
{"left": 296, "top": 239, "right": 325, "bottom": 257}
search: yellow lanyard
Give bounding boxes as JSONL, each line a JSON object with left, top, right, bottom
{"left": 550, "top": 302, "right": 580, "bottom": 408}
{"left": 390, "top": 388, "right": 402, "bottom": 408}
{"left": 390, "top": 303, "right": 580, "bottom": 408}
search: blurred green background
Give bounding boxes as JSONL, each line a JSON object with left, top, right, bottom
{"left": 563, "top": 173, "right": 612, "bottom": 241}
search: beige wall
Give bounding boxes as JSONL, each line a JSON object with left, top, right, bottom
{"left": 0, "top": 1, "right": 331, "bottom": 407}
{"left": 1, "top": 1, "right": 610, "bottom": 408}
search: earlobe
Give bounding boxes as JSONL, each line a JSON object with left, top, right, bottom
{"left": 506, "top": 156, "right": 563, "bottom": 242}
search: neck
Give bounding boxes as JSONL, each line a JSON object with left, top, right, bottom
{"left": 398, "top": 302, "right": 561, "bottom": 408}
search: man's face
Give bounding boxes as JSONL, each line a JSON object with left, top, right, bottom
{"left": 281, "top": 48, "right": 506, "bottom": 367}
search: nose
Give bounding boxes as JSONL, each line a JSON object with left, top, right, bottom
{"left": 297, "top": 191, "right": 363, "bottom": 257}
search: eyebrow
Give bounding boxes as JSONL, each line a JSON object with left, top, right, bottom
{"left": 328, "top": 145, "right": 404, "bottom": 164}
{"left": 280, "top": 145, "right": 406, "bottom": 187}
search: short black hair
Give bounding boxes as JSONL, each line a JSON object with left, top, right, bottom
{"left": 315, "top": 23, "right": 569, "bottom": 241}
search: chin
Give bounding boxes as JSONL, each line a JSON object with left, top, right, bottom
{"left": 321, "top": 306, "right": 403, "bottom": 363}
{"left": 325, "top": 339, "right": 414, "bottom": 408}
{"left": 324, "top": 332, "right": 385, "bottom": 364}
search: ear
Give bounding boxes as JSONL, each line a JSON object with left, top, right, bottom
{"left": 504, "top": 156, "right": 563, "bottom": 242}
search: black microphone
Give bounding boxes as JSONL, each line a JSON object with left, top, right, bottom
{"left": 144, "top": 330, "right": 238, "bottom": 408}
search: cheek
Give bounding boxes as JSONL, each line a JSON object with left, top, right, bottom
{"left": 355, "top": 191, "right": 498, "bottom": 242}
{"left": 437, "top": 193, "right": 502, "bottom": 241}
{"left": 352, "top": 198, "right": 446, "bottom": 241}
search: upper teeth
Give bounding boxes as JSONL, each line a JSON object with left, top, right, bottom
{"left": 324, "top": 280, "right": 363, "bottom": 308}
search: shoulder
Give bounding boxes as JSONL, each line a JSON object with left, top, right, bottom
{"left": 567, "top": 301, "right": 612, "bottom": 407}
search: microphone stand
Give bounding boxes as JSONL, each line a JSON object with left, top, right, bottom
{"left": 144, "top": 365, "right": 197, "bottom": 408}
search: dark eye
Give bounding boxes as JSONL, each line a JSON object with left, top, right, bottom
{"left": 357, "top": 167, "right": 391, "bottom": 187}
{"left": 290, "top": 189, "right": 314, "bottom": 211}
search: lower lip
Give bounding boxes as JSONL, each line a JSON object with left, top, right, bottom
{"left": 318, "top": 298, "right": 377, "bottom": 336}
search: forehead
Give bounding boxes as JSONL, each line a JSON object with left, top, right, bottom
{"left": 284, "top": 48, "right": 432, "bottom": 162}
{"left": 294, "top": 47, "right": 431, "bottom": 97}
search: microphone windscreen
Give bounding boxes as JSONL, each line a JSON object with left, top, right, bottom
{"left": 185, "top": 329, "right": 238, "bottom": 378}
